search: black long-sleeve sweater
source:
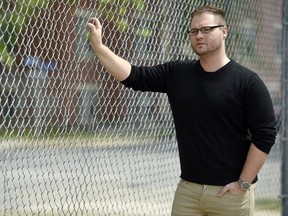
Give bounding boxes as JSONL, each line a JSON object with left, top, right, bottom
{"left": 121, "top": 59, "right": 277, "bottom": 185}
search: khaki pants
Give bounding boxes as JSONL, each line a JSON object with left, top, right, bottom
{"left": 171, "top": 179, "right": 255, "bottom": 216}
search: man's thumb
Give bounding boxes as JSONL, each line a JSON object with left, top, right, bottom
{"left": 87, "top": 23, "right": 95, "bottom": 33}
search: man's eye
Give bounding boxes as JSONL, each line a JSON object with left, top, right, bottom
{"left": 191, "top": 30, "right": 198, "bottom": 34}
{"left": 201, "top": 28, "right": 211, "bottom": 33}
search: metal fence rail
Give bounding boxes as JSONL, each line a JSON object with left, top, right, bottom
{"left": 0, "top": 0, "right": 284, "bottom": 215}
{"left": 281, "top": 0, "right": 288, "bottom": 215}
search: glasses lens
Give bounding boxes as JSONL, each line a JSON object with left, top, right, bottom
{"left": 201, "top": 27, "right": 212, "bottom": 34}
{"left": 190, "top": 29, "right": 198, "bottom": 35}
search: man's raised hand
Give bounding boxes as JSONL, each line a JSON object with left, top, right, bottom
{"left": 88, "top": 18, "right": 103, "bottom": 52}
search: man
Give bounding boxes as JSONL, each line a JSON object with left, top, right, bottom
{"left": 88, "top": 5, "right": 277, "bottom": 216}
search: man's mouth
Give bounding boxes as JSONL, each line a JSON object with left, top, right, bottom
{"left": 196, "top": 42, "right": 206, "bottom": 46}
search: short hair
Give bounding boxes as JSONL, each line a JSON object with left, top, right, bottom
{"left": 191, "top": 5, "right": 226, "bottom": 24}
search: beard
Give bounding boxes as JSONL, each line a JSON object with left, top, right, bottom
{"left": 192, "top": 45, "right": 208, "bottom": 56}
{"left": 192, "top": 40, "right": 223, "bottom": 57}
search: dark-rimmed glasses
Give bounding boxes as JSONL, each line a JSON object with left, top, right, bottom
{"left": 187, "top": 25, "right": 225, "bottom": 36}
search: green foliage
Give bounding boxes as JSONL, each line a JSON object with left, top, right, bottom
{"left": 98, "top": 0, "right": 151, "bottom": 37}
{"left": 0, "top": 39, "right": 14, "bottom": 66}
{"left": 135, "top": 28, "right": 152, "bottom": 37}
{"left": 64, "top": 0, "right": 81, "bottom": 6}
{"left": 0, "top": 0, "right": 49, "bottom": 68}
{"left": 15, "top": 0, "right": 49, "bottom": 17}
{"left": 0, "top": 0, "right": 151, "bottom": 68}
{"left": 100, "top": 0, "right": 145, "bottom": 11}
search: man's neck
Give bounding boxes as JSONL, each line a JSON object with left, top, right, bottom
{"left": 199, "top": 53, "right": 230, "bottom": 72}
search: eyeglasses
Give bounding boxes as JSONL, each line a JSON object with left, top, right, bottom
{"left": 187, "top": 25, "right": 225, "bottom": 36}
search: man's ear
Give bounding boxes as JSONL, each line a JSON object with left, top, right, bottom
{"left": 223, "top": 26, "right": 228, "bottom": 38}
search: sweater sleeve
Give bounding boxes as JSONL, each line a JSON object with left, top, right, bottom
{"left": 244, "top": 74, "right": 277, "bottom": 153}
{"left": 121, "top": 63, "right": 171, "bottom": 93}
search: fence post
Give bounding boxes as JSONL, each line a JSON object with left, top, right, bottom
{"left": 282, "top": 0, "right": 288, "bottom": 215}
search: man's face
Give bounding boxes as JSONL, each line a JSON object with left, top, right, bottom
{"left": 190, "top": 13, "right": 227, "bottom": 57}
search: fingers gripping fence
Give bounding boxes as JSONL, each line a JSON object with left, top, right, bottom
{"left": 0, "top": 0, "right": 284, "bottom": 215}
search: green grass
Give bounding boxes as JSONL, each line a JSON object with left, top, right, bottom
{"left": 0, "top": 127, "right": 175, "bottom": 150}
{"left": 256, "top": 198, "right": 281, "bottom": 211}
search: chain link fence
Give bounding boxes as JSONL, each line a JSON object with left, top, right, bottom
{"left": 0, "top": 0, "right": 284, "bottom": 215}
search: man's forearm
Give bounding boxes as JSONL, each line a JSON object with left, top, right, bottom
{"left": 94, "top": 44, "right": 131, "bottom": 81}
{"left": 217, "top": 143, "right": 267, "bottom": 197}
{"left": 239, "top": 143, "right": 268, "bottom": 183}
{"left": 88, "top": 18, "right": 131, "bottom": 81}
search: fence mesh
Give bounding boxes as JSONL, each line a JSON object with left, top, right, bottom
{"left": 0, "top": 0, "right": 284, "bottom": 215}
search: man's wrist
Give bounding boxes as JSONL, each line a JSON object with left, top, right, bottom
{"left": 237, "top": 179, "right": 252, "bottom": 191}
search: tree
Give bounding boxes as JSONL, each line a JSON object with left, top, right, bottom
{"left": 0, "top": 0, "right": 51, "bottom": 68}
